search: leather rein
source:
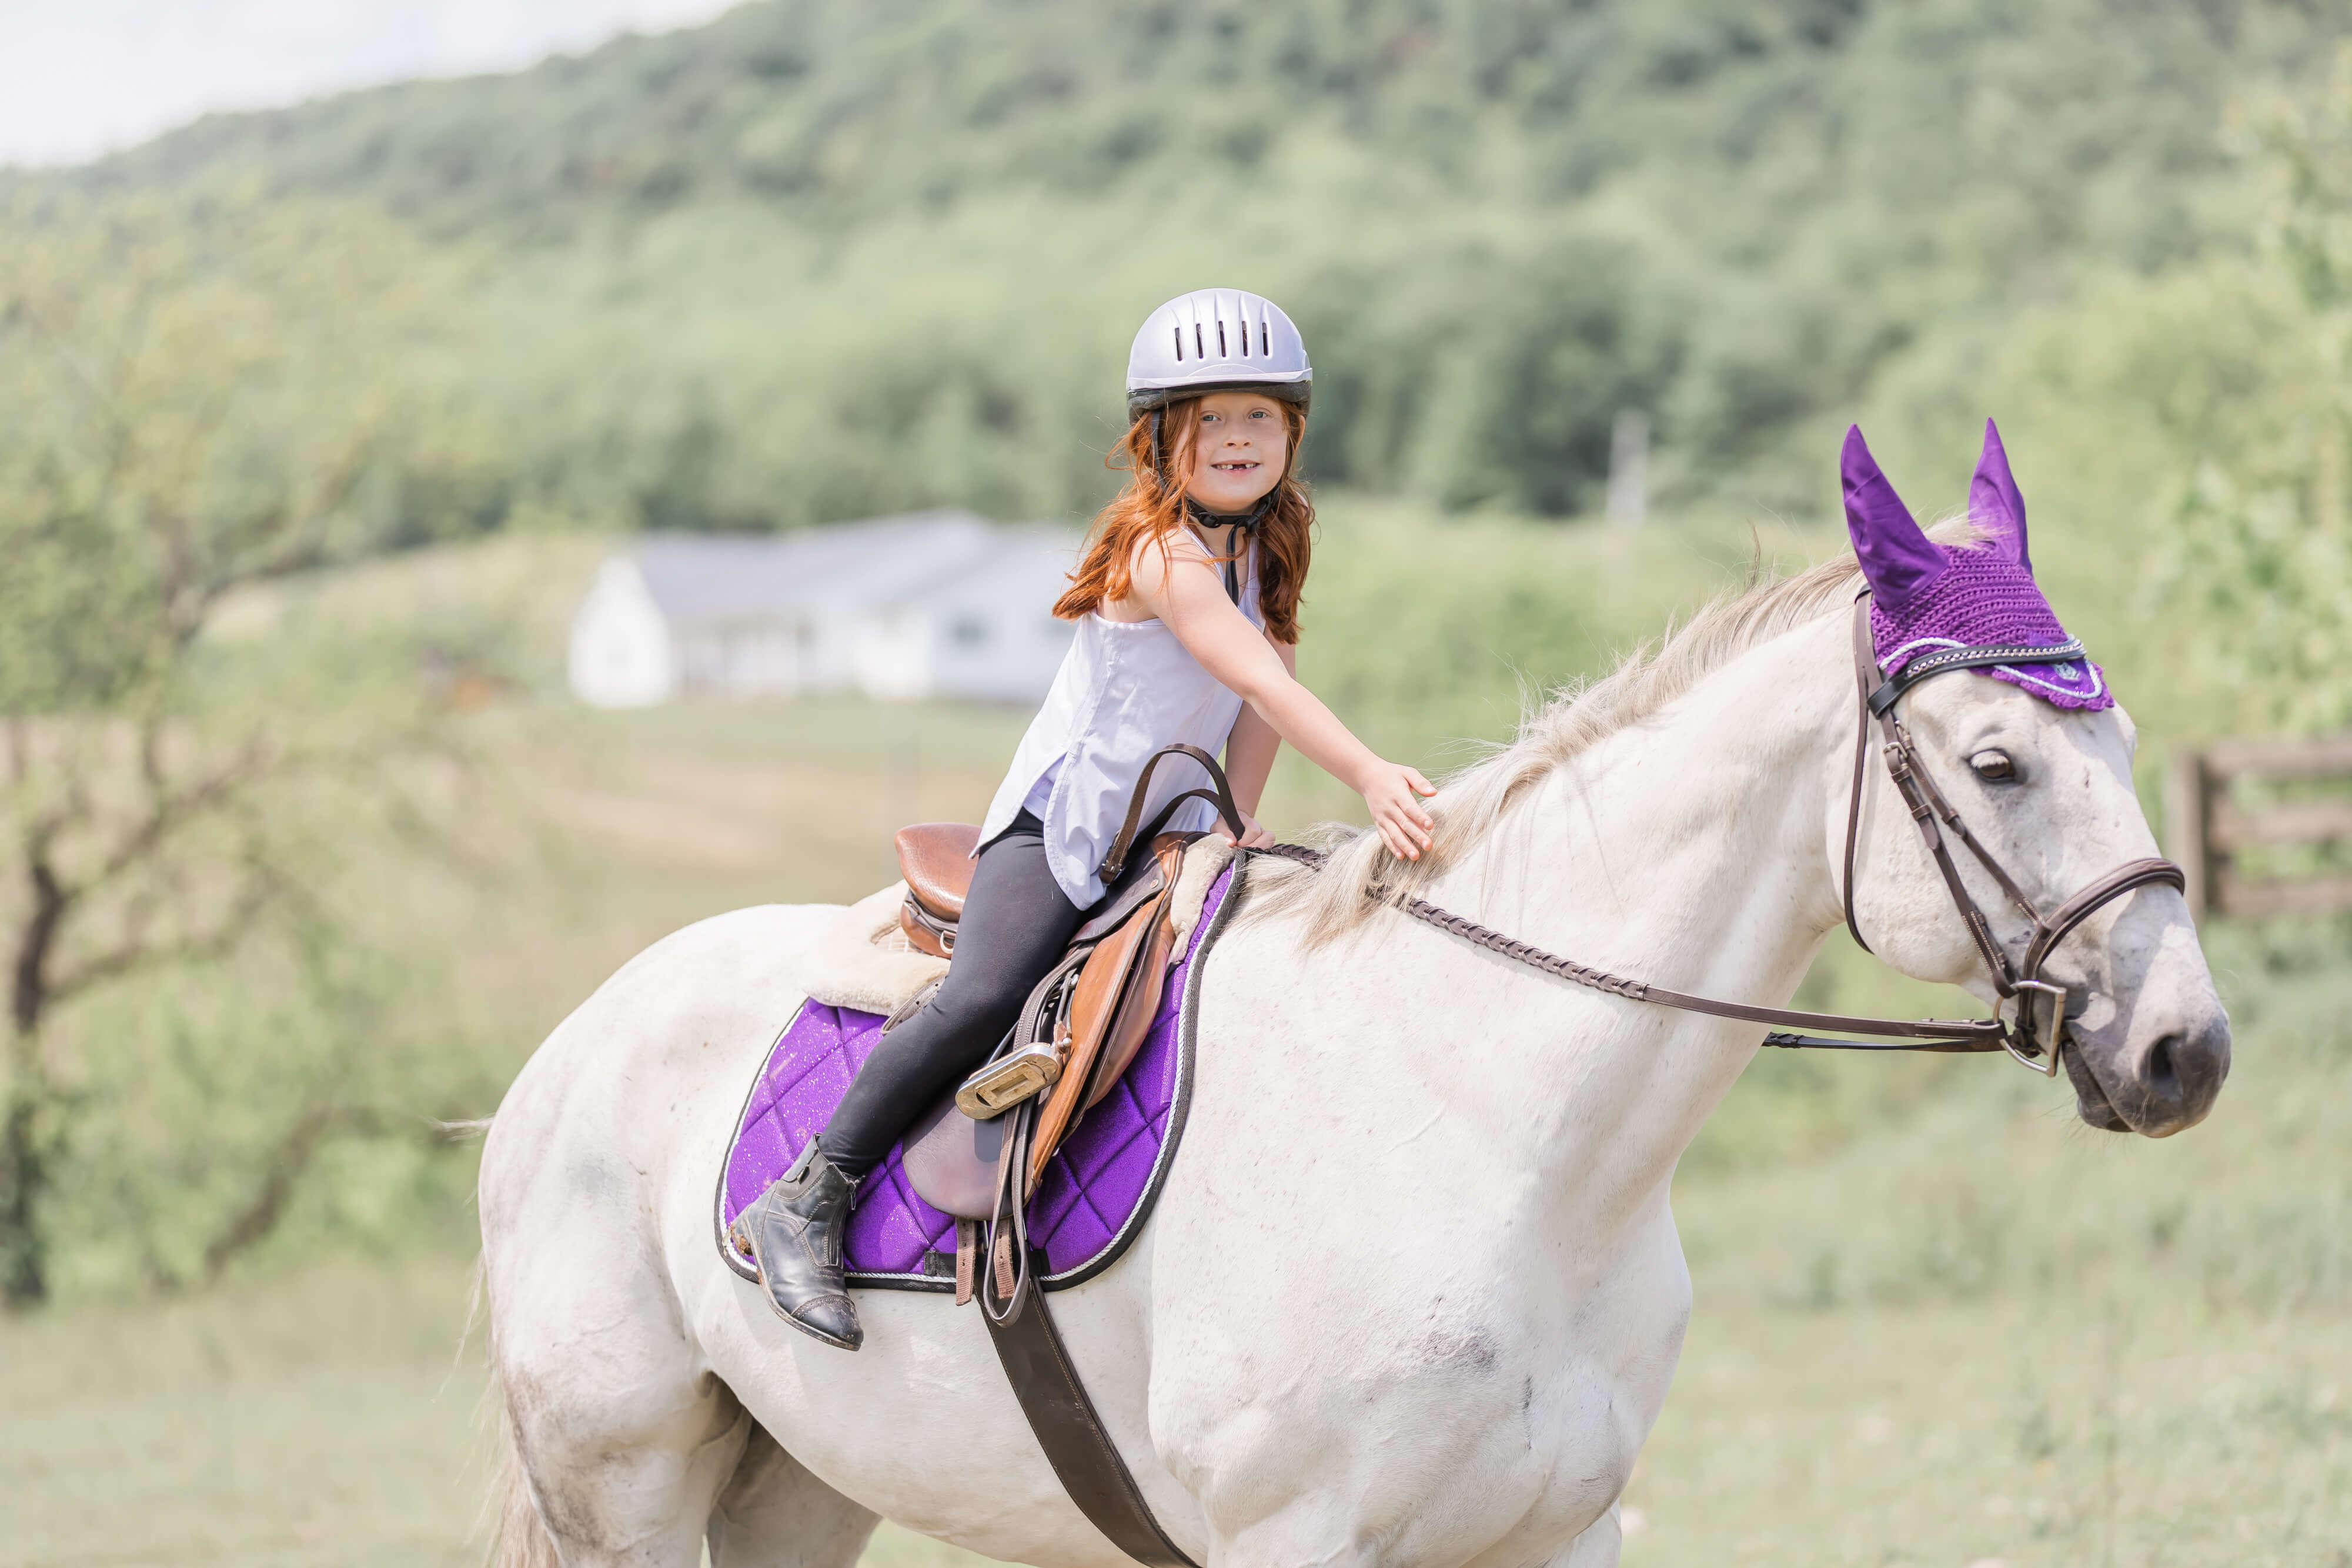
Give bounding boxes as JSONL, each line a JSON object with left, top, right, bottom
{"left": 1155, "top": 596, "right": 2186, "bottom": 1075}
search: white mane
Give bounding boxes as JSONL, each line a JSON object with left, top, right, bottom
{"left": 1251, "top": 521, "right": 1994, "bottom": 945}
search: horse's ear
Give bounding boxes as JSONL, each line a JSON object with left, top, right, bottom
{"left": 1969, "top": 417, "right": 2030, "bottom": 571}
{"left": 1842, "top": 424, "right": 1945, "bottom": 611}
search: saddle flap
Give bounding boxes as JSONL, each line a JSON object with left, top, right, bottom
{"left": 1084, "top": 910, "right": 1179, "bottom": 1111}
{"left": 902, "top": 1087, "right": 1008, "bottom": 1221}
{"left": 1026, "top": 835, "right": 1191, "bottom": 1189}
{"left": 897, "top": 822, "right": 981, "bottom": 921}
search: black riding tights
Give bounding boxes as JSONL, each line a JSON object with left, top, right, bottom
{"left": 818, "top": 811, "right": 1084, "bottom": 1181}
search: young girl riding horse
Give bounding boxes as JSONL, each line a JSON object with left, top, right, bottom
{"left": 733, "top": 289, "right": 1436, "bottom": 1350}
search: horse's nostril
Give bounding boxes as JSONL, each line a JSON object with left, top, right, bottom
{"left": 2144, "top": 1034, "right": 2181, "bottom": 1102}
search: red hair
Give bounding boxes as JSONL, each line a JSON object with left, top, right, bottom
{"left": 1051, "top": 399, "right": 1312, "bottom": 643}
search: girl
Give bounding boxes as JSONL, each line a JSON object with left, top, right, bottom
{"left": 733, "top": 289, "right": 1436, "bottom": 1349}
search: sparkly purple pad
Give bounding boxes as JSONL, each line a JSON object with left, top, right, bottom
{"left": 1843, "top": 419, "right": 2112, "bottom": 711}
{"left": 716, "top": 864, "right": 1233, "bottom": 1291}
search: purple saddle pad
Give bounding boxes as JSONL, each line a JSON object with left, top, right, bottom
{"left": 716, "top": 862, "right": 1237, "bottom": 1292}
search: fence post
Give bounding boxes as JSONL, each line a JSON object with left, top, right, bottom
{"left": 2165, "top": 748, "right": 2211, "bottom": 920}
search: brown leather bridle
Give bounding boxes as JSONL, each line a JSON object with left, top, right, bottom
{"left": 1836, "top": 595, "right": 2186, "bottom": 1074}
{"left": 1232, "top": 596, "right": 2186, "bottom": 1075}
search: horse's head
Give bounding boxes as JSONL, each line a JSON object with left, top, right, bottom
{"left": 1838, "top": 422, "right": 2229, "bottom": 1136}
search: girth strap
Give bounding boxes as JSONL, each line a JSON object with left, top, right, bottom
{"left": 979, "top": 1273, "right": 1201, "bottom": 1568}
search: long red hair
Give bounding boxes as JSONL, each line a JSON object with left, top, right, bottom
{"left": 1051, "top": 399, "right": 1312, "bottom": 644}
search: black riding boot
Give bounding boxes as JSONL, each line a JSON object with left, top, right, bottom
{"left": 730, "top": 1143, "right": 863, "bottom": 1350}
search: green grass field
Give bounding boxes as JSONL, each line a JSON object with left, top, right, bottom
{"left": 5, "top": 714, "right": 2341, "bottom": 1566}
{"left": 6, "top": 527, "right": 2347, "bottom": 1566}
{"left": 6, "top": 1126, "right": 2342, "bottom": 1567}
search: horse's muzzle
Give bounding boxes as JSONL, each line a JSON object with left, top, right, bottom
{"left": 2064, "top": 1001, "right": 2230, "bottom": 1137}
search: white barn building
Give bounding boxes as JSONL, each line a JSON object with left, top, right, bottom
{"left": 567, "top": 511, "right": 1081, "bottom": 708}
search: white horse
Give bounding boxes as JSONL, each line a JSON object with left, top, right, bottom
{"left": 478, "top": 541, "right": 2227, "bottom": 1568}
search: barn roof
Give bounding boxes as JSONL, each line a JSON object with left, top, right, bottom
{"left": 632, "top": 510, "right": 1007, "bottom": 623}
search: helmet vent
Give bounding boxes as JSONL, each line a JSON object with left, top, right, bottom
{"left": 1126, "top": 288, "right": 1311, "bottom": 416}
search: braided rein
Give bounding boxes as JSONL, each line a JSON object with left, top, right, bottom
{"left": 1245, "top": 842, "right": 2007, "bottom": 1054}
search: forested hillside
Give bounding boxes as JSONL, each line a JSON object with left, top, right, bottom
{"left": 40, "top": 0, "right": 2338, "bottom": 531}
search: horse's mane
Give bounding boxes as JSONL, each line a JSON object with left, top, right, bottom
{"left": 1247, "top": 520, "right": 1978, "bottom": 945}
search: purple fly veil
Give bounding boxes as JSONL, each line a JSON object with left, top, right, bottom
{"left": 1968, "top": 417, "right": 2031, "bottom": 571}
{"left": 1840, "top": 424, "right": 1946, "bottom": 611}
{"left": 1843, "top": 420, "right": 2114, "bottom": 713}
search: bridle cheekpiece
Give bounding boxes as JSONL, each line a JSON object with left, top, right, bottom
{"left": 1840, "top": 595, "right": 2184, "bottom": 1074}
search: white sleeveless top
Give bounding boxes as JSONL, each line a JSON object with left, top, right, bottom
{"left": 978, "top": 539, "right": 1261, "bottom": 907}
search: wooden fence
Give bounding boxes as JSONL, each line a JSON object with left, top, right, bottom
{"left": 2167, "top": 735, "right": 2352, "bottom": 919}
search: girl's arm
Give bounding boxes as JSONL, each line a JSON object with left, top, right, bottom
{"left": 1218, "top": 635, "right": 1289, "bottom": 848}
{"left": 1133, "top": 540, "right": 1434, "bottom": 860}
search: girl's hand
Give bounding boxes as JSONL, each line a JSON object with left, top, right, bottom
{"left": 1217, "top": 811, "right": 1278, "bottom": 850}
{"left": 1358, "top": 763, "right": 1437, "bottom": 861}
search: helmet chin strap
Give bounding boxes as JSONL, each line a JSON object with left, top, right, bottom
{"left": 1181, "top": 491, "right": 1278, "bottom": 533}
{"left": 1177, "top": 491, "right": 1275, "bottom": 606}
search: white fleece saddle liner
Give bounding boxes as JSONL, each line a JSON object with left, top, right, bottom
{"left": 781, "top": 836, "right": 1236, "bottom": 1016}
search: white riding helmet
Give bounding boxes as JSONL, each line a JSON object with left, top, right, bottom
{"left": 1125, "top": 288, "right": 1312, "bottom": 420}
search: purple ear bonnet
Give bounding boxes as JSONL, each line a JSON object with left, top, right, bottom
{"left": 1840, "top": 421, "right": 2110, "bottom": 711}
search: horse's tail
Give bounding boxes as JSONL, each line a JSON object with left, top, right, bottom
{"left": 480, "top": 1291, "right": 560, "bottom": 1568}
{"left": 464, "top": 1109, "right": 559, "bottom": 1568}
{"left": 486, "top": 1408, "right": 560, "bottom": 1568}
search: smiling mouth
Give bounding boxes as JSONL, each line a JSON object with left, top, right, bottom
{"left": 1210, "top": 460, "right": 1259, "bottom": 472}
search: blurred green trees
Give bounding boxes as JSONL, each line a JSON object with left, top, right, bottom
{"left": 0, "top": 197, "right": 479, "bottom": 1303}
{"left": 1842, "top": 41, "right": 2352, "bottom": 747}
{"left": 35, "top": 0, "right": 2337, "bottom": 530}
{"left": 2157, "top": 47, "right": 2352, "bottom": 737}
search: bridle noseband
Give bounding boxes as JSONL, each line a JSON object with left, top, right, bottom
{"left": 1836, "top": 595, "right": 2185, "bottom": 1074}
{"left": 1215, "top": 597, "right": 2186, "bottom": 1075}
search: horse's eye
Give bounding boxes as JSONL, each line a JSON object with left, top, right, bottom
{"left": 1970, "top": 750, "right": 2017, "bottom": 783}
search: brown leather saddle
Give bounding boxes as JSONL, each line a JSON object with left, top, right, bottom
{"left": 897, "top": 745, "right": 1240, "bottom": 1568}
{"left": 891, "top": 744, "right": 1242, "bottom": 1225}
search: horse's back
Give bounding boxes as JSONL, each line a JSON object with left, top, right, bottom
{"left": 479, "top": 902, "right": 838, "bottom": 1329}
{"left": 486, "top": 902, "right": 836, "bottom": 1166}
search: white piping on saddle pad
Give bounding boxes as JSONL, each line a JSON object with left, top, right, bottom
{"left": 782, "top": 838, "right": 1238, "bottom": 1017}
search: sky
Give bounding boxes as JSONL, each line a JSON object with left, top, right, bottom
{"left": 0, "top": 0, "right": 740, "bottom": 169}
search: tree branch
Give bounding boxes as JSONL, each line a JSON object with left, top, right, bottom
{"left": 84, "top": 736, "right": 273, "bottom": 897}
{"left": 199, "top": 1102, "right": 397, "bottom": 1284}
{"left": 45, "top": 859, "right": 280, "bottom": 1008}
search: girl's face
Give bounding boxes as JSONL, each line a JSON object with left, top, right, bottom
{"left": 1183, "top": 392, "right": 1289, "bottom": 514}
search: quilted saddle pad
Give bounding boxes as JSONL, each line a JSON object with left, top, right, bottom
{"left": 716, "top": 862, "right": 1237, "bottom": 1292}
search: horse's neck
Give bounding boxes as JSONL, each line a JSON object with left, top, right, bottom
{"left": 1417, "top": 612, "right": 1853, "bottom": 1205}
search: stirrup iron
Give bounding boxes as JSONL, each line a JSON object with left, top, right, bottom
{"left": 956, "top": 1038, "right": 1061, "bottom": 1118}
